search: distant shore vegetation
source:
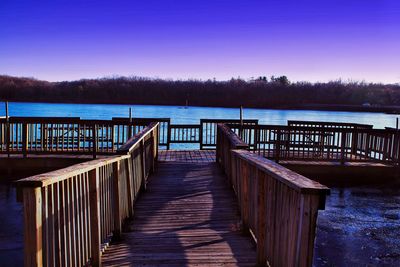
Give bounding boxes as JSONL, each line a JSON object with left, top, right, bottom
{"left": 1, "top": 75, "right": 400, "bottom": 112}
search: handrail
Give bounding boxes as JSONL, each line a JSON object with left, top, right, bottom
{"left": 16, "top": 122, "right": 159, "bottom": 267}
{"left": 117, "top": 122, "right": 159, "bottom": 153}
{"left": 232, "top": 149, "right": 329, "bottom": 194}
{"left": 15, "top": 155, "right": 127, "bottom": 188}
{"left": 217, "top": 123, "right": 329, "bottom": 266}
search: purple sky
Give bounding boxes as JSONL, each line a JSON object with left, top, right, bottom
{"left": 0, "top": 0, "right": 399, "bottom": 83}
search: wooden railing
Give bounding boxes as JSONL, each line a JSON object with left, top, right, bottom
{"left": 16, "top": 122, "right": 159, "bottom": 267}
{"left": 200, "top": 119, "right": 258, "bottom": 149}
{"left": 228, "top": 124, "right": 400, "bottom": 165}
{"left": 216, "top": 124, "right": 329, "bottom": 266}
{"left": 0, "top": 117, "right": 166, "bottom": 156}
{"left": 0, "top": 117, "right": 259, "bottom": 153}
{"left": 3, "top": 116, "right": 398, "bottom": 164}
{"left": 167, "top": 119, "right": 258, "bottom": 148}
{"left": 112, "top": 117, "right": 170, "bottom": 148}
{"left": 169, "top": 124, "right": 201, "bottom": 144}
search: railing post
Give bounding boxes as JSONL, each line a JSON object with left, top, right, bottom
{"left": 216, "top": 125, "right": 220, "bottom": 163}
{"left": 199, "top": 120, "right": 204, "bottom": 150}
{"left": 365, "top": 132, "right": 370, "bottom": 159}
{"left": 6, "top": 119, "right": 10, "bottom": 157}
{"left": 151, "top": 126, "right": 159, "bottom": 172}
{"left": 341, "top": 131, "right": 346, "bottom": 164}
{"left": 351, "top": 128, "right": 358, "bottom": 155}
{"left": 167, "top": 122, "right": 171, "bottom": 150}
{"left": 127, "top": 123, "right": 132, "bottom": 139}
{"left": 5, "top": 103, "right": 9, "bottom": 156}
{"left": 254, "top": 127, "right": 259, "bottom": 153}
{"left": 92, "top": 124, "right": 97, "bottom": 159}
{"left": 113, "top": 161, "right": 122, "bottom": 239}
{"left": 22, "top": 122, "right": 28, "bottom": 157}
{"left": 89, "top": 168, "right": 101, "bottom": 267}
{"left": 111, "top": 125, "right": 115, "bottom": 152}
{"left": 77, "top": 124, "right": 81, "bottom": 151}
{"left": 124, "top": 158, "right": 134, "bottom": 217}
{"left": 383, "top": 131, "right": 389, "bottom": 161}
{"left": 140, "top": 139, "right": 146, "bottom": 191}
{"left": 275, "top": 129, "right": 281, "bottom": 163}
{"left": 23, "top": 187, "right": 43, "bottom": 267}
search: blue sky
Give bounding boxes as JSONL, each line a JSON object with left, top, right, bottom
{"left": 0, "top": 0, "right": 399, "bottom": 83}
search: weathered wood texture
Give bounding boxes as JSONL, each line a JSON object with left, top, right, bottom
{"left": 16, "top": 122, "right": 159, "bottom": 267}
{"left": 101, "top": 162, "right": 257, "bottom": 266}
{"left": 2, "top": 116, "right": 397, "bottom": 165}
{"left": 200, "top": 119, "right": 258, "bottom": 149}
{"left": 217, "top": 124, "right": 329, "bottom": 267}
{"left": 0, "top": 117, "right": 259, "bottom": 155}
{"left": 158, "top": 149, "right": 215, "bottom": 163}
{"left": 0, "top": 117, "right": 166, "bottom": 156}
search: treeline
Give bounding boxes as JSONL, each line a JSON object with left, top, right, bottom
{"left": 1, "top": 75, "right": 400, "bottom": 109}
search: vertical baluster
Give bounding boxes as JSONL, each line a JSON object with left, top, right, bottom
{"left": 69, "top": 178, "right": 77, "bottom": 267}
{"left": 41, "top": 186, "right": 48, "bottom": 267}
{"left": 23, "top": 187, "right": 43, "bottom": 267}
{"left": 64, "top": 180, "right": 71, "bottom": 267}
{"left": 89, "top": 168, "right": 101, "bottom": 267}
{"left": 59, "top": 181, "right": 67, "bottom": 267}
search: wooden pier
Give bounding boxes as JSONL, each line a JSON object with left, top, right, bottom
{"left": 7, "top": 117, "right": 400, "bottom": 266}
{"left": 102, "top": 160, "right": 257, "bottom": 266}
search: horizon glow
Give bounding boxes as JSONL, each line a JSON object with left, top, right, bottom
{"left": 0, "top": 0, "right": 399, "bottom": 83}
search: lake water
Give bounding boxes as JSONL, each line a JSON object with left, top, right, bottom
{"left": 1, "top": 102, "right": 399, "bottom": 129}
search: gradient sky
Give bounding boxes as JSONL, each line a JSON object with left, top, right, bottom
{"left": 0, "top": 0, "right": 399, "bottom": 83}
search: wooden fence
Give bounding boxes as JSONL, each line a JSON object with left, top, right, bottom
{"left": 0, "top": 117, "right": 258, "bottom": 155}
{"left": 200, "top": 119, "right": 258, "bottom": 149}
{"left": 228, "top": 124, "right": 400, "bottom": 165}
{"left": 16, "top": 122, "right": 159, "bottom": 267}
{"left": 216, "top": 124, "right": 329, "bottom": 266}
{"left": 0, "top": 117, "right": 160, "bottom": 156}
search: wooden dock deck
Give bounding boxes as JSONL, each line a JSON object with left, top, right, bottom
{"left": 14, "top": 119, "right": 394, "bottom": 267}
{"left": 101, "top": 157, "right": 257, "bottom": 266}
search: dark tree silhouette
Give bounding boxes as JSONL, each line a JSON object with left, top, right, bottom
{"left": 0, "top": 75, "right": 399, "bottom": 112}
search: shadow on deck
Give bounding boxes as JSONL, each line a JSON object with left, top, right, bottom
{"left": 101, "top": 151, "right": 256, "bottom": 266}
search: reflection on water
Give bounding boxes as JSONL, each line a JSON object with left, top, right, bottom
{"left": 0, "top": 178, "right": 23, "bottom": 267}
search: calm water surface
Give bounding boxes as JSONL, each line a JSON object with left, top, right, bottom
{"left": 1, "top": 102, "right": 399, "bottom": 128}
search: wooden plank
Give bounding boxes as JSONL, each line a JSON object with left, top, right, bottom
{"left": 112, "top": 161, "right": 121, "bottom": 239}
{"left": 23, "top": 187, "right": 43, "bottom": 267}
{"left": 158, "top": 150, "right": 216, "bottom": 163}
{"left": 101, "top": 162, "right": 257, "bottom": 266}
{"left": 89, "top": 168, "right": 101, "bottom": 267}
